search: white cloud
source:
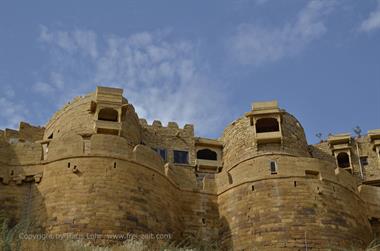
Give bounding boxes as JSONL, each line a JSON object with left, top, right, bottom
{"left": 0, "top": 92, "right": 27, "bottom": 129}
{"left": 33, "top": 82, "right": 55, "bottom": 95}
{"left": 33, "top": 72, "right": 65, "bottom": 97}
{"left": 40, "top": 25, "right": 98, "bottom": 59}
{"left": 359, "top": 0, "right": 380, "bottom": 32}
{"left": 229, "top": 0, "right": 336, "bottom": 65}
{"left": 36, "top": 28, "right": 228, "bottom": 136}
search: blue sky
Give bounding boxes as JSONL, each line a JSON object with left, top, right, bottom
{"left": 0, "top": 0, "right": 379, "bottom": 143}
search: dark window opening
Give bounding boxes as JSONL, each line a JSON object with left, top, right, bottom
{"left": 158, "top": 149, "right": 167, "bottom": 161}
{"left": 10, "top": 170, "right": 14, "bottom": 176}
{"left": 152, "top": 148, "right": 167, "bottom": 161}
{"left": 68, "top": 163, "right": 71, "bottom": 168}
{"left": 251, "top": 185, "right": 255, "bottom": 191}
{"left": 228, "top": 173, "right": 233, "bottom": 184}
{"left": 270, "top": 160, "right": 277, "bottom": 174}
{"left": 337, "top": 152, "right": 350, "bottom": 168}
{"left": 114, "top": 162, "right": 117, "bottom": 169}
{"left": 48, "top": 133, "right": 53, "bottom": 139}
{"left": 197, "top": 149, "right": 217, "bottom": 160}
{"left": 98, "top": 108, "right": 119, "bottom": 122}
{"left": 294, "top": 181, "right": 297, "bottom": 187}
{"left": 202, "top": 218, "right": 206, "bottom": 225}
{"left": 360, "top": 156, "right": 368, "bottom": 166}
{"left": 174, "top": 150, "right": 189, "bottom": 164}
{"left": 153, "top": 148, "right": 167, "bottom": 161}
{"left": 305, "top": 170, "right": 319, "bottom": 178}
{"left": 255, "top": 118, "right": 279, "bottom": 133}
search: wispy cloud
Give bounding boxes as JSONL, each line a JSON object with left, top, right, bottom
{"left": 359, "top": 0, "right": 380, "bottom": 32}
{"left": 229, "top": 0, "right": 336, "bottom": 65}
{"left": 33, "top": 72, "right": 65, "bottom": 96}
{"left": 0, "top": 86, "right": 27, "bottom": 129}
{"left": 40, "top": 25, "right": 98, "bottom": 59}
{"left": 35, "top": 27, "right": 229, "bottom": 136}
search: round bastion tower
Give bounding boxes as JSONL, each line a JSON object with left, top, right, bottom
{"left": 31, "top": 87, "right": 187, "bottom": 240}
{"left": 216, "top": 101, "right": 372, "bottom": 251}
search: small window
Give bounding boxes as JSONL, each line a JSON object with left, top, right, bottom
{"left": 158, "top": 148, "right": 167, "bottom": 161}
{"left": 228, "top": 173, "right": 233, "bottom": 184}
{"left": 270, "top": 160, "right": 277, "bottom": 174}
{"left": 256, "top": 118, "right": 279, "bottom": 133}
{"left": 197, "top": 149, "right": 217, "bottom": 160}
{"left": 360, "top": 156, "right": 368, "bottom": 166}
{"left": 305, "top": 170, "right": 319, "bottom": 178}
{"left": 98, "top": 108, "right": 119, "bottom": 122}
{"left": 152, "top": 148, "right": 167, "bottom": 161}
{"left": 337, "top": 152, "right": 350, "bottom": 168}
{"left": 174, "top": 150, "right": 189, "bottom": 164}
{"left": 48, "top": 133, "right": 53, "bottom": 139}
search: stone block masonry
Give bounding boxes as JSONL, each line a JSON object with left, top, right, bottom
{"left": 0, "top": 86, "right": 379, "bottom": 250}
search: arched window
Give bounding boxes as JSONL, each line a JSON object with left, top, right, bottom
{"left": 255, "top": 118, "right": 279, "bottom": 133}
{"left": 337, "top": 152, "right": 350, "bottom": 168}
{"left": 197, "top": 149, "right": 217, "bottom": 160}
{"left": 98, "top": 108, "right": 118, "bottom": 122}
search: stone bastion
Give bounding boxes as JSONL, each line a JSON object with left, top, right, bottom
{"left": 1, "top": 86, "right": 380, "bottom": 250}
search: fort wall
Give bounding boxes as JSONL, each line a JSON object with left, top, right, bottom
{"left": 1, "top": 87, "right": 379, "bottom": 250}
{"left": 216, "top": 155, "right": 372, "bottom": 250}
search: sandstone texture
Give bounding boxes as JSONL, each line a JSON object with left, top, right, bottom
{"left": 0, "top": 86, "right": 379, "bottom": 250}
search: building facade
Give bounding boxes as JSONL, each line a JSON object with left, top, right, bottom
{"left": 0, "top": 86, "right": 379, "bottom": 250}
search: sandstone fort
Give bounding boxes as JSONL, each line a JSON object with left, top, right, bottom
{"left": 1, "top": 86, "right": 380, "bottom": 250}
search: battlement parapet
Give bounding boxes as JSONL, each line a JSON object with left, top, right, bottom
{"left": 139, "top": 119, "right": 194, "bottom": 133}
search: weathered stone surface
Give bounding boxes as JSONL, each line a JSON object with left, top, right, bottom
{"left": 0, "top": 86, "right": 379, "bottom": 250}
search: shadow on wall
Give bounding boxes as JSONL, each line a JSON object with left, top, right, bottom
{"left": 218, "top": 216, "right": 233, "bottom": 251}
{"left": 308, "top": 145, "right": 335, "bottom": 163}
{"left": 0, "top": 137, "right": 45, "bottom": 227}
{"left": 0, "top": 173, "right": 48, "bottom": 249}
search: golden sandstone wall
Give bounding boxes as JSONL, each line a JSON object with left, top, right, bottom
{"left": 1, "top": 86, "right": 380, "bottom": 251}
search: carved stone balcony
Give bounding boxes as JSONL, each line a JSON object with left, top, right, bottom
{"left": 195, "top": 159, "right": 222, "bottom": 173}
{"left": 328, "top": 133, "right": 351, "bottom": 148}
{"left": 255, "top": 131, "right": 282, "bottom": 144}
{"left": 94, "top": 120, "right": 122, "bottom": 135}
{"left": 369, "top": 129, "right": 380, "bottom": 150}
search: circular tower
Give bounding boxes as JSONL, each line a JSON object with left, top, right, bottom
{"left": 31, "top": 87, "right": 185, "bottom": 241}
{"left": 217, "top": 101, "right": 372, "bottom": 251}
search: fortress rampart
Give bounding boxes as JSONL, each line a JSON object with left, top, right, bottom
{"left": 0, "top": 86, "right": 379, "bottom": 250}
